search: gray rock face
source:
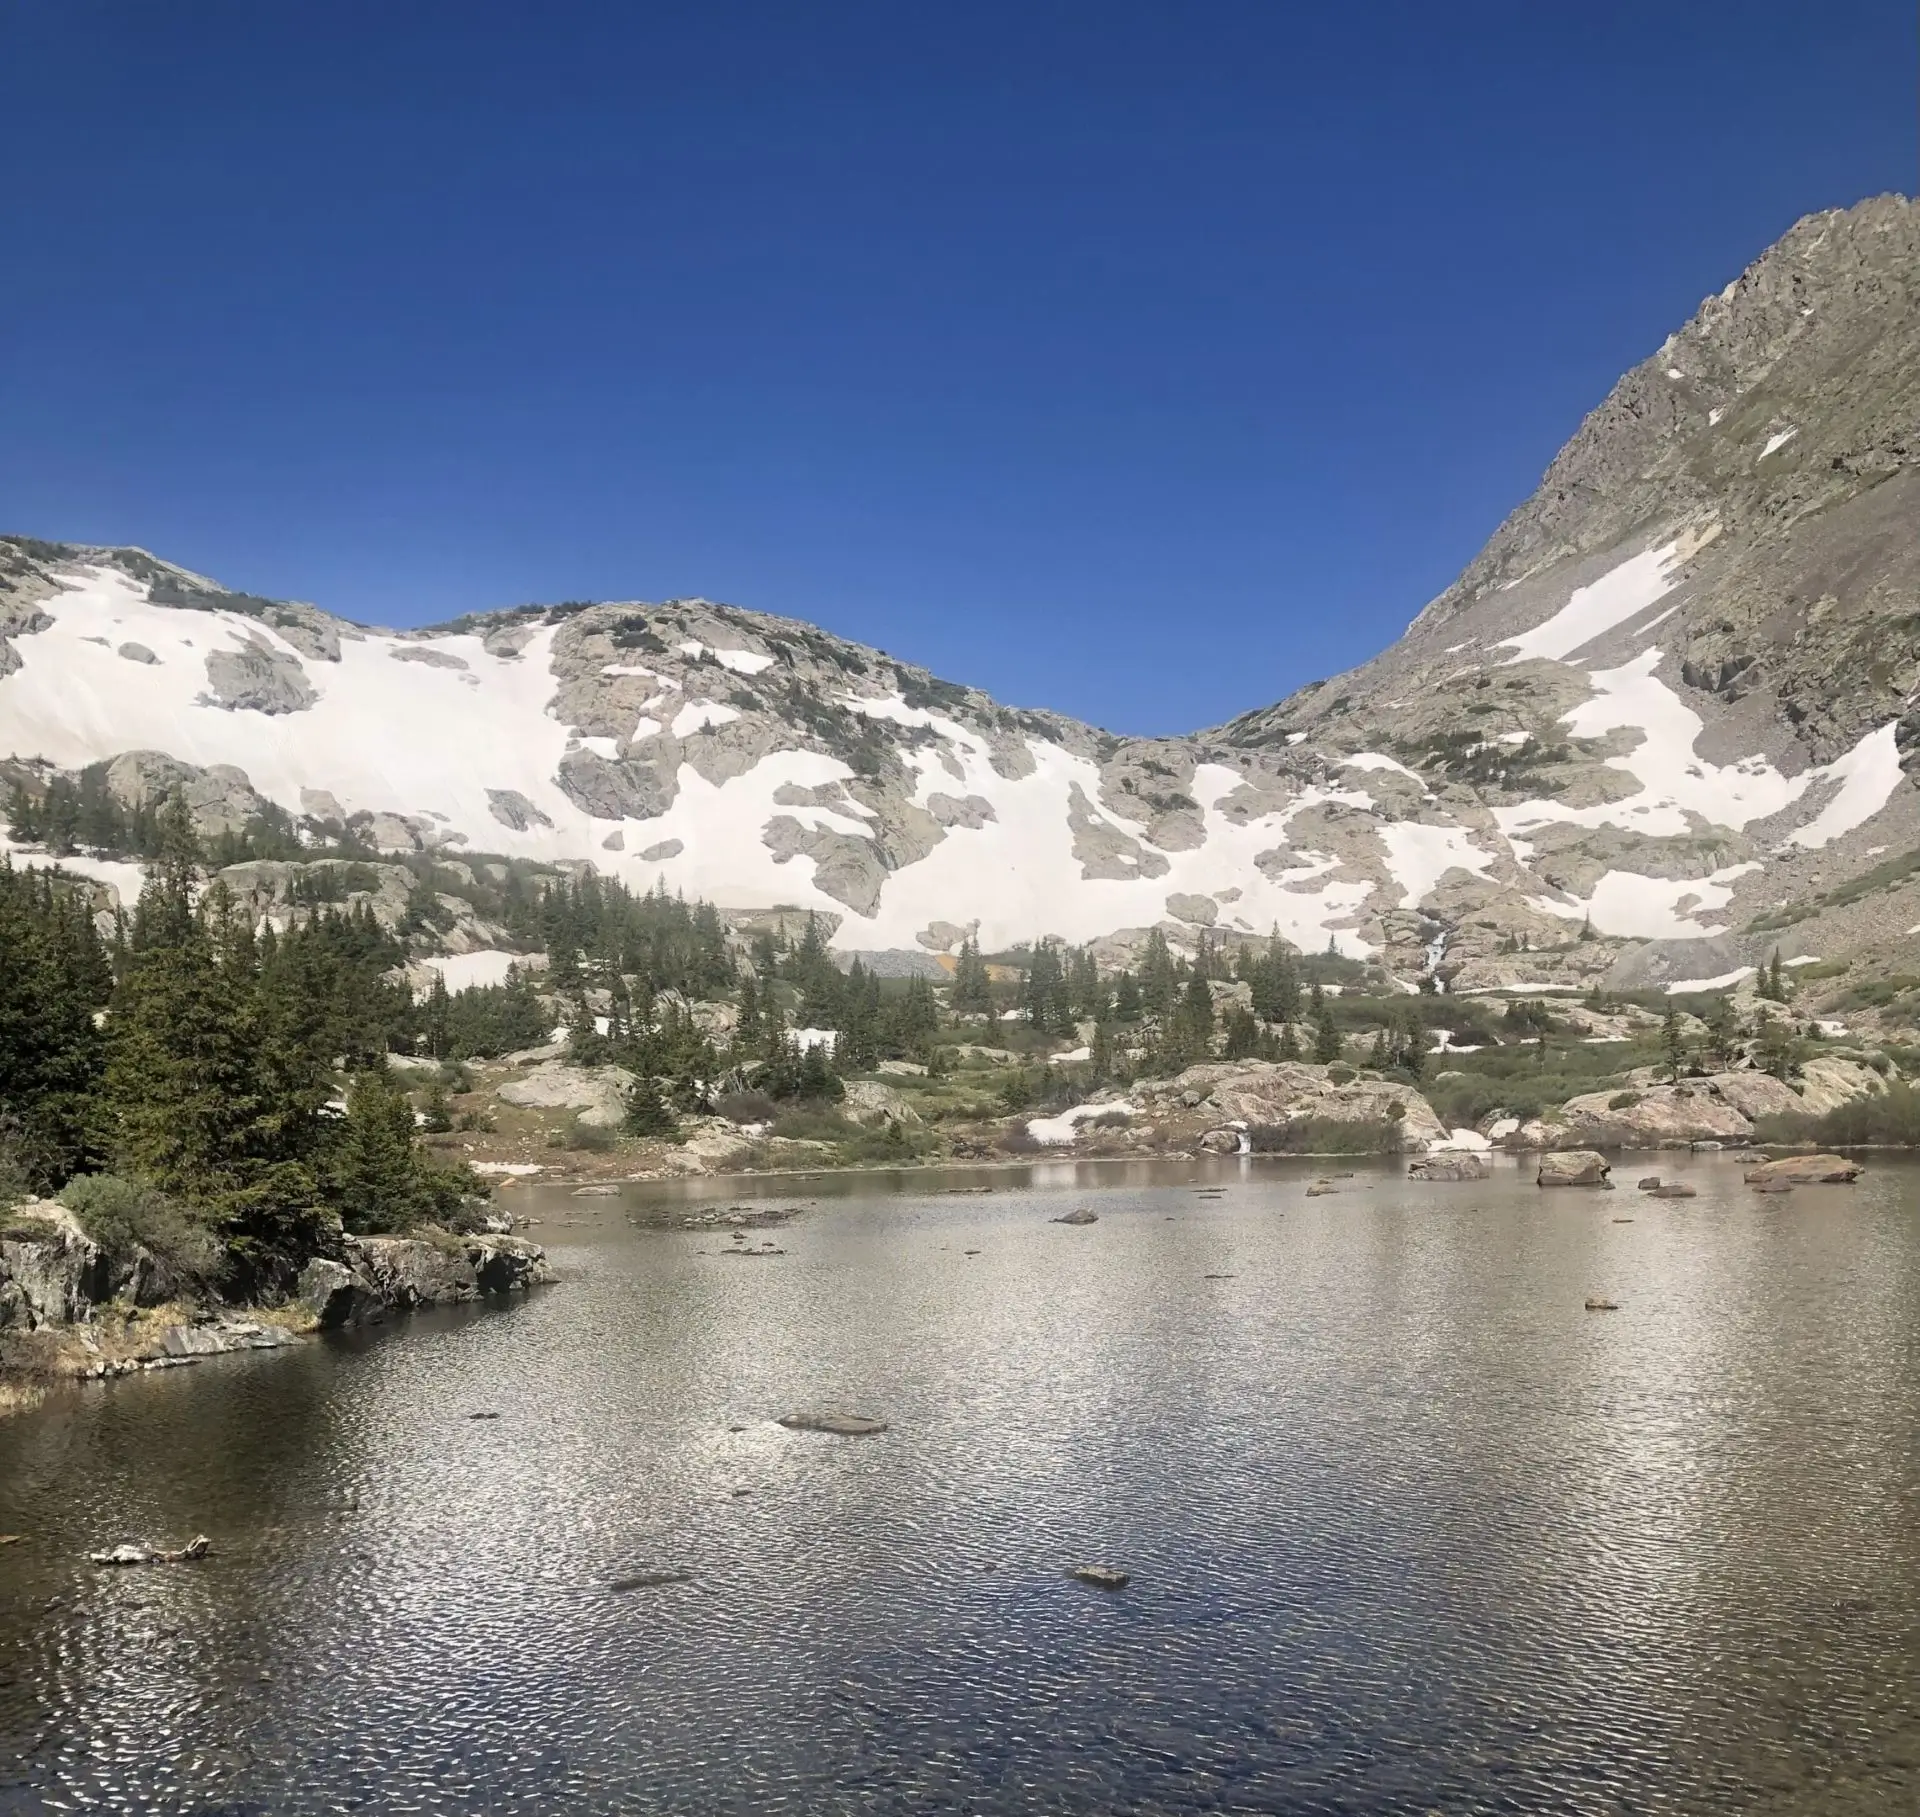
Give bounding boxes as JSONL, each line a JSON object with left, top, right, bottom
{"left": 296, "top": 1257, "right": 382, "bottom": 1329}
{"left": 104, "top": 751, "right": 274, "bottom": 840}
{"left": 555, "top": 748, "right": 677, "bottom": 820}
{"left": 0, "top": 1202, "right": 106, "bottom": 1330}
{"left": 204, "top": 639, "right": 316, "bottom": 714}
{"left": 487, "top": 788, "right": 554, "bottom": 832}
{"left": 278, "top": 1232, "right": 553, "bottom": 1324}
{"left": 497, "top": 1061, "right": 635, "bottom": 1127}
{"left": 762, "top": 816, "right": 888, "bottom": 914}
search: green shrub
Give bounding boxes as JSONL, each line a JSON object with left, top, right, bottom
{"left": 547, "top": 1117, "right": 616, "bottom": 1152}
{"left": 1248, "top": 1117, "right": 1404, "bottom": 1155}
{"left": 1752, "top": 1083, "right": 1920, "bottom": 1147}
{"left": 1326, "top": 1063, "right": 1357, "bottom": 1085}
{"left": 768, "top": 1106, "right": 859, "bottom": 1144}
{"left": 1607, "top": 1091, "right": 1642, "bottom": 1111}
{"left": 58, "top": 1174, "right": 221, "bottom": 1290}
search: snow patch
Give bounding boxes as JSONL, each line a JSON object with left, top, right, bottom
{"left": 1499, "top": 545, "right": 1682, "bottom": 665}
{"left": 1759, "top": 428, "right": 1798, "bottom": 460}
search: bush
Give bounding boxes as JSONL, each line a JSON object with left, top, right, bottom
{"left": 58, "top": 1174, "right": 221, "bottom": 1292}
{"left": 454, "top": 1108, "right": 496, "bottom": 1134}
{"left": 1248, "top": 1118, "right": 1404, "bottom": 1155}
{"left": 1607, "top": 1090, "right": 1643, "bottom": 1111}
{"left": 547, "top": 1117, "right": 616, "bottom": 1152}
{"left": 714, "top": 1090, "right": 780, "bottom": 1126}
{"left": 1752, "top": 1082, "right": 1920, "bottom": 1147}
{"left": 1326, "top": 1064, "right": 1357, "bottom": 1085}
{"left": 767, "top": 1107, "right": 859, "bottom": 1144}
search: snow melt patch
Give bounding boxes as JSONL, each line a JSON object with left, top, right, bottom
{"left": 1027, "top": 1102, "right": 1132, "bottom": 1146}
{"left": 1664, "top": 967, "right": 1754, "bottom": 994}
{"left": 1499, "top": 544, "right": 1682, "bottom": 665}
{"left": 1783, "top": 724, "right": 1904, "bottom": 849}
{"left": 1377, "top": 821, "right": 1495, "bottom": 909}
{"left": 418, "top": 950, "right": 526, "bottom": 993}
{"left": 1497, "top": 652, "right": 1899, "bottom": 852}
{"left": 669, "top": 701, "right": 740, "bottom": 738}
{"left": 1759, "top": 427, "right": 1798, "bottom": 460}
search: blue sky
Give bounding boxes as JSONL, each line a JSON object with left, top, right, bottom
{"left": 2, "top": 2, "right": 1913, "bottom": 734}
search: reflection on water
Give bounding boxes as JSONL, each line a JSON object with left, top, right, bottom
{"left": 4, "top": 1153, "right": 1920, "bottom": 1813}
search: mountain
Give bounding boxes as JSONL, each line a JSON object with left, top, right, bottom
{"left": 3, "top": 195, "right": 1917, "bottom": 991}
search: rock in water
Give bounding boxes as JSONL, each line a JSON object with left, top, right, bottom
{"left": 1409, "top": 1153, "right": 1489, "bottom": 1182}
{"left": 1743, "top": 1154, "right": 1863, "bottom": 1186}
{"left": 777, "top": 1411, "right": 889, "bottom": 1436}
{"left": 1584, "top": 1298, "right": 1620, "bottom": 1312}
{"left": 88, "top": 1534, "right": 210, "bottom": 1566}
{"left": 1537, "top": 1151, "right": 1611, "bottom": 1187}
{"left": 1070, "top": 1566, "right": 1131, "bottom": 1590}
{"left": 1637, "top": 1176, "right": 1663, "bottom": 1191}
{"left": 1051, "top": 1209, "right": 1098, "bottom": 1226}
{"left": 1651, "top": 1183, "right": 1698, "bottom": 1199}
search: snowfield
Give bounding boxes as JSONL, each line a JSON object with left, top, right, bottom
{"left": 1, "top": 544, "right": 1910, "bottom": 961}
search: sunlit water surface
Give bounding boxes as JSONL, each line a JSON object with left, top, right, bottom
{"left": 5, "top": 1153, "right": 1920, "bottom": 1813}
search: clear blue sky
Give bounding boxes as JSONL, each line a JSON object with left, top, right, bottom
{"left": 3, "top": 2, "right": 1913, "bottom": 734}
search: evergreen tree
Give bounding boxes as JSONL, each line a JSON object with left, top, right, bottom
{"left": 625, "top": 1073, "right": 677, "bottom": 1137}
{"left": 1277, "top": 1020, "right": 1300, "bottom": 1060}
{"left": 950, "top": 936, "right": 993, "bottom": 1017}
{"left": 1661, "top": 1001, "right": 1686, "bottom": 1081}
{"left": 325, "top": 1066, "right": 431, "bottom": 1234}
{"left": 1113, "top": 970, "right": 1143, "bottom": 1021}
{"left": 1139, "top": 930, "right": 1178, "bottom": 1018}
{"left": 1311, "top": 988, "right": 1341, "bottom": 1065}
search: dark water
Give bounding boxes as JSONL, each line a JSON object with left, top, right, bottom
{"left": 5, "top": 1153, "right": 1920, "bottom": 1814}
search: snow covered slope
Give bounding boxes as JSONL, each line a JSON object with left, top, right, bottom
{"left": 5, "top": 197, "right": 1919, "bottom": 986}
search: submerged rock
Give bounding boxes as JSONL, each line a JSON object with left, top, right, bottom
{"left": 1537, "top": 1151, "right": 1611, "bottom": 1187}
{"left": 1069, "top": 1565, "right": 1130, "bottom": 1590}
{"left": 1051, "top": 1209, "right": 1098, "bottom": 1226}
{"left": 1584, "top": 1298, "right": 1621, "bottom": 1312}
{"left": 1651, "top": 1183, "right": 1698, "bottom": 1199}
{"left": 777, "top": 1411, "right": 888, "bottom": 1436}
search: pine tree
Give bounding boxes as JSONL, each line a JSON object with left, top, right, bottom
{"left": 1661, "top": 1001, "right": 1685, "bottom": 1081}
{"left": 1312, "top": 993, "right": 1341, "bottom": 1065}
{"left": 1277, "top": 1020, "right": 1300, "bottom": 1060}
{"left": 951, "top": 936, "right": 993, "bottom": 1017}
{"left": 325, "top": 1067, "right": 431, "bottom": 1234}
{"left": 625, "top": 1073, "right": 677, "bottom": 1137}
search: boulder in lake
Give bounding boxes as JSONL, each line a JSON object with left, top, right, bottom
{"left": 1651, "top": 1183, "right": 1698, "bottom": 1199}
{"left": 1637, "top": 1176, "right": 1663, "bottom": 1191}
{"left": 1409, "top": 1153, "right": 1489, "bottom": 1182}
{"left": 1069, "top": 1565, "right": 1130, "bottom": 1590}
{"left": 1052, "top": 1208, "right": 1098, "bottom": 1226}
{"left": 1584, "top": 1297, "right": 1620, "bottom": 1312}
{"left": 1744, "top": 1154, "right": 1863, "bottom": 1186}
{"left": 1537, "top": 1151, "right": 1610, "bottom": 1187}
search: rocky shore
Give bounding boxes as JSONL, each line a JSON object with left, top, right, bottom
{"left": 0, "top": 1200, "right": 554, "bottom": 1400}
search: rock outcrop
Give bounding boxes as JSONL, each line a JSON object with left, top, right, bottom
{"left": 1131, "top": 1060, "right": 1448, "bottom": 1152}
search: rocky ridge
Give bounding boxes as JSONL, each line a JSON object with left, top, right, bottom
{"left": 4, "top": 198, "right": 1919, "bottom": 994}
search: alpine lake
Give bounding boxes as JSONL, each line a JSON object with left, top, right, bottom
{"left": 4, "top": 1152, "right": 1920, "bottom": 1814}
